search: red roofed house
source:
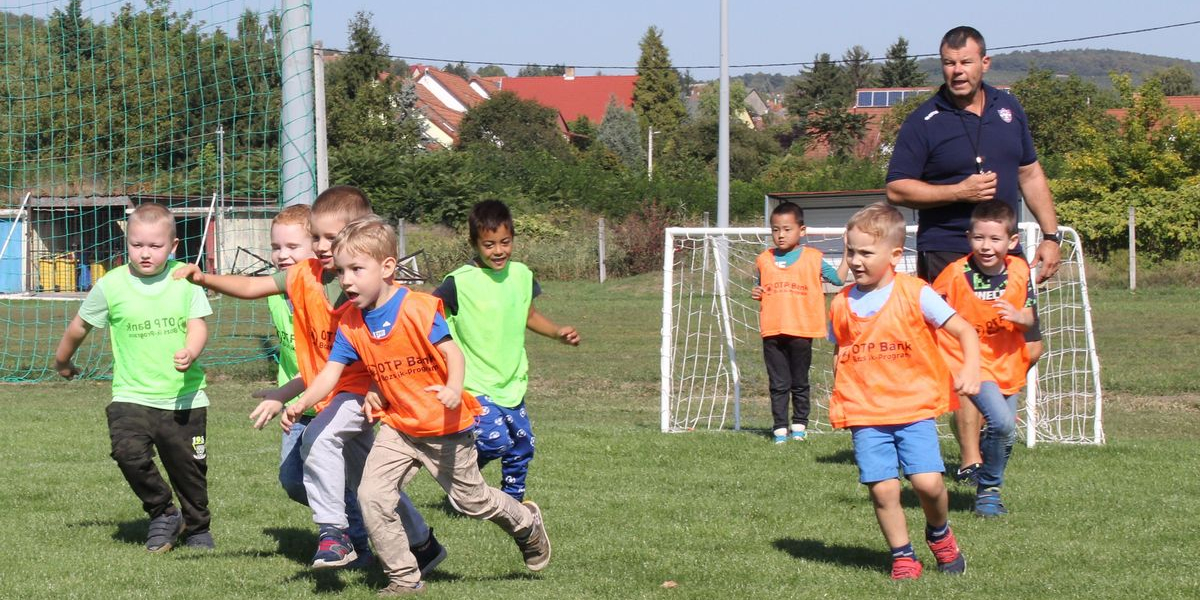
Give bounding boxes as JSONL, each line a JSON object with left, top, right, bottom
{"left": 1106, "top": 95, "right": 1200, "bottom": 123}
{"left": 409, "top": 65, "right": 638, "bottom": 149}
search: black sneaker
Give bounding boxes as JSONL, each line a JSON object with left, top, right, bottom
{"left": 183, "top": 531, "right": 215, "bottom": 549}
{"left": 953, "top": 463, "right": 982, "bottom": 484}
{"left": 514, "top": 501, "right": 550, "bottom": 572}
{"left": 146, "top": 510, "right": 183, "bottom": 553}
{"left": 411, "top": 529, "right": 446, "bottom": 577}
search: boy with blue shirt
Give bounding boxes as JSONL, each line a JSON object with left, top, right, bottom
{"left": 750, "top": 202, "right": 846, "bottom": 443}
{"left": 432, "top": 200, "right": 579, "bottom": 502}
{"left": 827, "top": 203, "right": 981, "bottom": 580}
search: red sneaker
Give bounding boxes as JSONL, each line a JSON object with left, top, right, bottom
{"left": 890, "top": 556, "right": 923, "bottom": 580}
{"left": 927, "top": 528, "right": 966, "bottom": 574}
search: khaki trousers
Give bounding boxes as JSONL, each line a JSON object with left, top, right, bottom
{"left": 359, "top": 425, "right": 534, "bottom": 584}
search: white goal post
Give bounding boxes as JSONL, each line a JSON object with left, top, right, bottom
{"left": 660, "top": 224, "right": 1104, "bottom": 446}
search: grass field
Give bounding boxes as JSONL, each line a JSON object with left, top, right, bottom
{"left": 1, "top": 276, "right": 1198, "bottom": 599}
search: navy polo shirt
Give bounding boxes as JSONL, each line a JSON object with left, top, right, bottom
{"left": 886, "top": 83, "right": 1037, "bottom": 253}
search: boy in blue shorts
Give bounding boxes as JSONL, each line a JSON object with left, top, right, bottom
{"left": 827, "top": 203, "right": 981, "bottom": 579}
{"left": 432, "top": 200, "right": 579, "bottom": 502}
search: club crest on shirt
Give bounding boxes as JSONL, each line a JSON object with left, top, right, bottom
{"left": 997, "top": 108, "right": 1013, "bottom": 123}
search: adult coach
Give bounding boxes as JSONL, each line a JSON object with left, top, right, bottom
{"left": 885, "top": 25, "right": 1061, "bottom": 481}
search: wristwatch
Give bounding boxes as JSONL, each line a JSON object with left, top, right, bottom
{"left": 1042, "top": 231, "right": 1063, "bottom": 243}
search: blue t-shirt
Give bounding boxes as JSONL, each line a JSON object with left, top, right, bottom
{"left": 826, "top": 280, "right": 956, "bottom": 342}
{"left": 329, "top": 287, "right": 451, "bottom": 365}
{"left": 755, "top": 247, "right": 844, "bottom": 286}
{"left": 886, "top": 83, "right": 1037, "bottom": 253}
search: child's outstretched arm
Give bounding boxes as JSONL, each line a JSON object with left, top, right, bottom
{"left": 173, "top": 264, "right": 283, "bottom": 299}
{"left": 527, "top": 304, "right": 580, "bottom": 346}
{"left": 428, "top": 338, "right": 465, "bottom": 410}
{"left": 249, "top": 376, "right": 307, "bottom": 429}
{"left": 941, "top": 314, "right": 982, "bottom": 396}
{"left": 282, "top": 362, "right": 344, "bottom": 432}
{"left": 173, "top": 317, "right": 208, "bottom": 372}
{"left": 53, "top": 315, "right": 93, "bottom": 379}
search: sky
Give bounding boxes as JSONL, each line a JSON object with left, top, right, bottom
{"left": 307, "top": 0, "right": 1200, "bottom": 77}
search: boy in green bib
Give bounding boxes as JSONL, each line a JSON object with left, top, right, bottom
{"left": 432, "top": 200, "right": 580, "bottom": 502}
{"left": 54, "top": 203, "right": 213, "bottom": 553}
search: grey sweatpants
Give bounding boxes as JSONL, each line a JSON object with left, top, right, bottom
{"left": 301, "top": 392, "right": 429, "bottom": 543}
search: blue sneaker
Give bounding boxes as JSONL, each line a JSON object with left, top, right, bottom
{"left": 773, "top": 433, "right": 788, "bottom": 444}
{"left": 953, "top": 462, "right": 982, "bottom": 484}
{"left": 411, "top": 529, "right": 447, "bottom": 576}
{"left": 312, "top": 527, "right": 358, "bottom": 569}
{"left": 974, "top": 487, "right": 1008, "bottom": 518}
{"left": 145, "top": 509, "right": 183, "bottom": 553}
{"left": 790, "top": 429, "right": 807, "bottom": 441}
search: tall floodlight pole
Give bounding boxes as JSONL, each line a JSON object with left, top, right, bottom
{"left": 280, "top": 0, "right": 316, "bottom": 206}
{"left": 717, "top": 0, "right": 730, "bottom": 228}
{"left": 314, "top": 42, "right": 330, "bottom": 193}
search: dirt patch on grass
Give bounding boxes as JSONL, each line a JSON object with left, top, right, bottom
{"left": 1104, "top": 393, "right": 1200, "bottom": 413}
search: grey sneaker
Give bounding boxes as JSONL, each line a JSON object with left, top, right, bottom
{"left": 184, "top": 531, "right": 215, "bottom": 549}
{"left": 515, "top": 500, "right": 550, "bottom": 572}
{"left": 377, "top": 581, "right": 426, "bottom": 596}
{"left": 146, "top": 510, "right": 183, "bottom": 553}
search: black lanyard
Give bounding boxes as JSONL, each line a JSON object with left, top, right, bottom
{"left": 957, "top": 108, "right": 985, "bottom": 174}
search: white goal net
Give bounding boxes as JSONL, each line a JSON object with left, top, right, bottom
{"left": 660, "top": 225, "right": 1104, "bottom": 446}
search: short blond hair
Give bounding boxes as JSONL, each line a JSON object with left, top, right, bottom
{"left": 331, "top": 216, "right": 397, "bottom": 263}
{"left": 272, "top": 203, "right": 311, "bottom": 227}
{"left": 312, "top": 185, "right": 372, "bottom": 223}
{"left": 846, "top": 202, "right": 906, "bottom": 249}
{"left": 129, "top": 202, "right": 177, "bottom": 237}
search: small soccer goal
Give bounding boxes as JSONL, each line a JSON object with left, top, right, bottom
{"left": 660, "top": 224, "right": 1104, "bottom": 446}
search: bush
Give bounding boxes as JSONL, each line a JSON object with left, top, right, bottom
{"left": 1059, "top": 185, "right": 1200, "bottom": 261}
{"left": 609, "top": 202, "right": 679, "bottom": 276}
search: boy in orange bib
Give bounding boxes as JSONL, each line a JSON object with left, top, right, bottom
{"left": 751, "top": 201, "right": 845, "bottom": 443}
{"left": 828, "top": 203, "right": 981, "bottom": 580}
{"left": 283, "top": 217, "right": 550, "bottom": 596}
{"left": 933, "top": 201, "right": 1033, "bottom": 517}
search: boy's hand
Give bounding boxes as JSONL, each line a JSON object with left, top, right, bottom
{"left": 750, "top": 285, "right": 765, "bottom": 301}
{"left": 425, "top": 384, "right": 462, "bottom": 410}
{"left": 54, "top": 359, "right": 80, "bottom": 380}
{"left": 173, "top": 348, "right": 196, "bottom": 372}
{"left": 251, "top": 385, "right": 294, "bottom": 403}
{"left": 172, "top": 263, "right": 205, "bottom": 284}
{"left": 362, "top": 390, "right": 384, "bottom": 423}
{"left": 281, "top": 402, "right": 305, "bottom": 433}
{"left": 995, "top": 300, "right": 1032, "bottom": 328}
{"left": 954, "top": 368, "right": 981, "bottom": 397}
{"left": 557, "top": 326, "right": 580, "bottom": 346}
{"left": 249, "top": 399, "right": 284, "bottom": 430}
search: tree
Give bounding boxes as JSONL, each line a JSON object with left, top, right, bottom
{"left": 1148, "top": 65, "right": 1197, "bottom": 96}
{"left": 1010, "top": 68, "right": 1117, "bottom": 163}
{"left": 878, "top": 36, "right": 927, "bottom": 87}
{"left": 49, "top": 0, "right": 92, "bottom": 71}
{"left": 697, "top": 80, "right": 749, "bottom": 121}
{"left": 786, "top": 53, "right": 852, "bottom": 122}
{"left": 632, "top": 26, "right": 687, "bottom": 135}
{"left": 567, "top": 115, "right": 596, "bottom": 152}
{"left": 442, "top": 61, "right": 471, "bottom": 79}
{"left": 842, "top": 45, "right": 875, "bottom": 92}
{"left": 477, "top": 64, "right": 507, "bottom": 77}
{"left": 458, "top": 91, "right": 570, "bottom": 158}
{"left": 326, "top": 11, "right": 389, "bottom": 100}
{"left": 518, "top": 64, "right": 565, "bottom": 77}
{"left": 596, "top": 97, "right": 645, "bottom": 171}
{"left": 805, "top": 107, "right": 869, "bottom": 159}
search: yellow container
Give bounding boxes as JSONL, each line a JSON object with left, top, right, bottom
{"left": 38, "top": 254, "right": 77, "bottom": 292}
{"left": 90, "top": 262, "right": 108, "bottom": 281}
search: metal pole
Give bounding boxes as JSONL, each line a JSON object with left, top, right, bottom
{"left": 314, "top": 41, "right": 329, "bottom": 193}
{"left": 397, "top": 218, "right": 407, "bottom": 259}
{"left": 1128, "top": 205, "right": 1136, "bottom": 291}
{"left": 280, "top": 0, "right": 316, "bottom": 206}
{"left": 716, "top": 0, "right": 730, "bottom": 228}
{"left": 647, "top": 129, "right": 658, "bottom": 179}
{"left": 216, "top": 125, "right": 225, "bottom": 274}
{"left": 598, "top": 218, "right": 607, "bottom": 283}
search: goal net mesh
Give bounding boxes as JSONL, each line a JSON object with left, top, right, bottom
{"left": 661, "top": 225, "right": 1103, "bottom": 446}
{"left": 0, "top": 0, "right": 303, "bottom": 382}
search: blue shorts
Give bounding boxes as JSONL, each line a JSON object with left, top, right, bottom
{"left": 850, "top": 419, "right": 945, "bottom": 484}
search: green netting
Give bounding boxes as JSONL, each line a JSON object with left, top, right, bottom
{"left": 0, "top": 0, "right": 312, "bottom": 381}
